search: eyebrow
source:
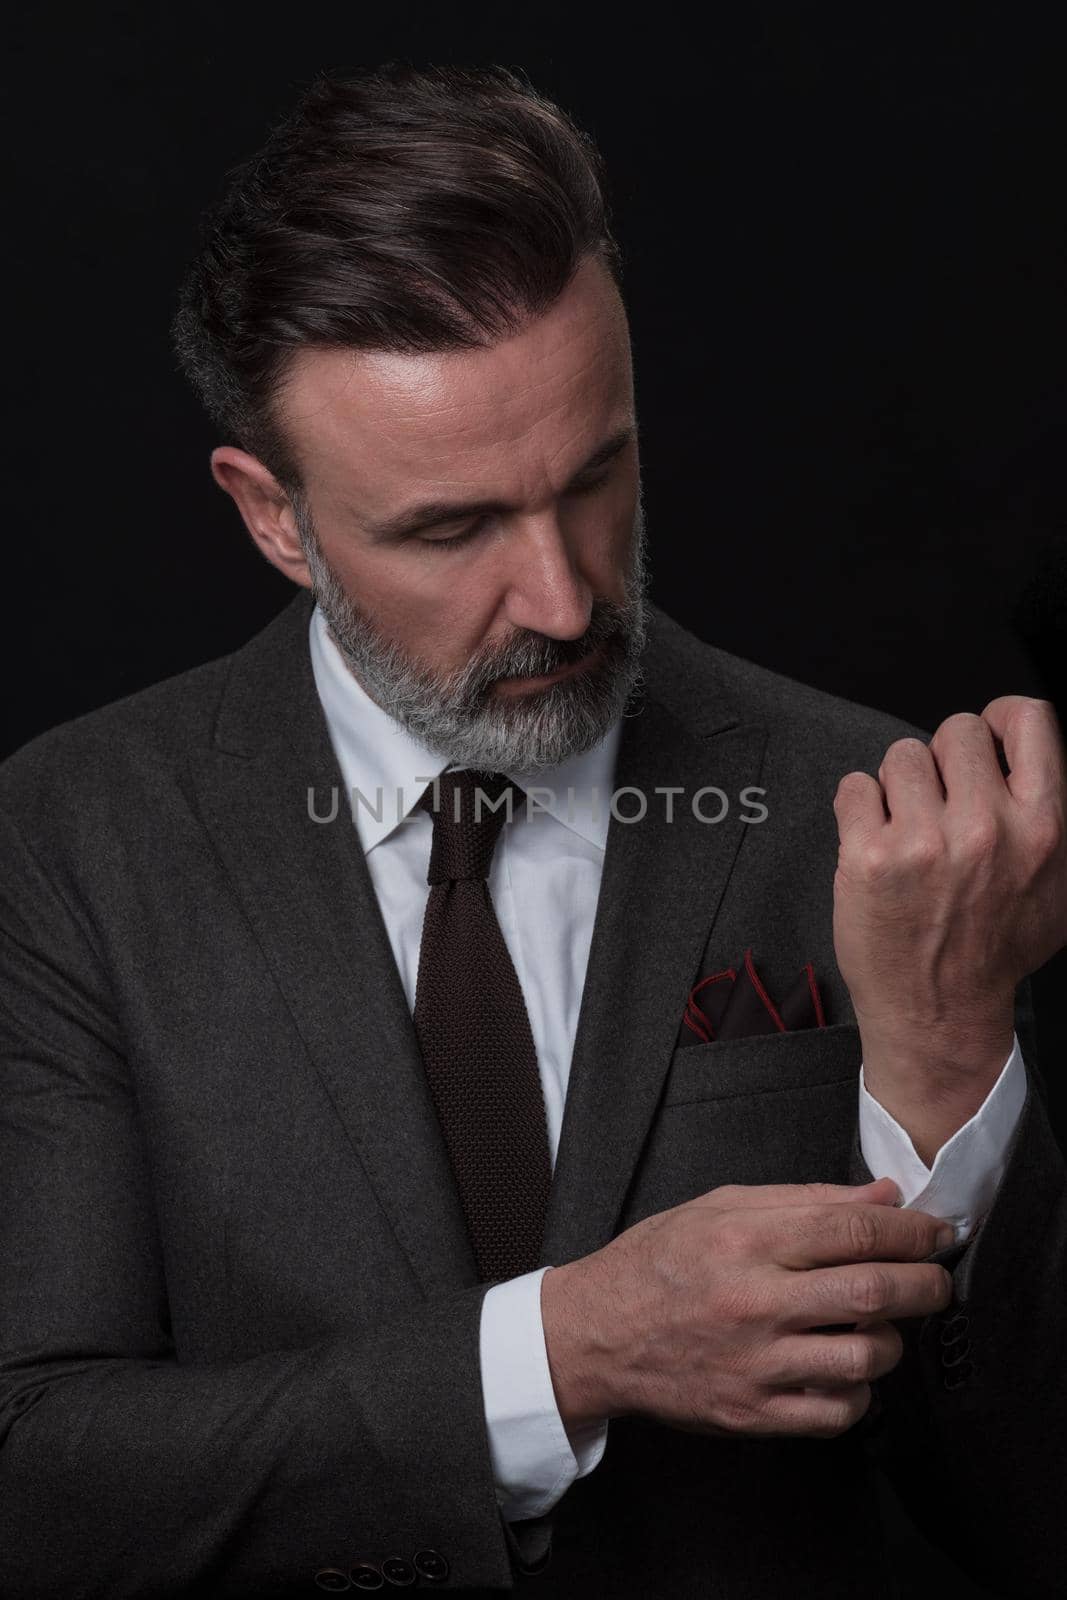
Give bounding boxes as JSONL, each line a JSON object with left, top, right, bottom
{"left": 362, "top": 423, "right": 638, "bottom": 543}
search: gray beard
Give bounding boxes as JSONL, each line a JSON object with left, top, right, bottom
{"left": 297, "top": 497, "right": 651, "bottom": 774}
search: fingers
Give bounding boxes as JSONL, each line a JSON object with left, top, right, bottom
{"left": 749, "top": 1383, "right": 873, "bottom": 1439}
{"left": 981, "top": 695, "right": 1067, "bottom": 807}
{"left": 765, "top": 1320, "right": 903, "bottom": 1388}
{"left": 833, "top": 770, "right": 886, "bottom": 846}
{"left": 736, "top": 1199, "right": 951, "bottom": 1270}
{"left": 928, "top": 712, "right": 1006, "bottom": 810}
{"left": 839, "top": 698, "right": 1067, "bottom": 841}
{"left": 775, "top": 1260, "right": 954, "bottom": 1330}
{"left": 701, "top": 1178, "right": 901, "bottom": 1212}
{"left": 876, "top": 738, "right": 943, "bottom": 826}
{"left": 835, "top": 739, "right": 944, "bottom": 846}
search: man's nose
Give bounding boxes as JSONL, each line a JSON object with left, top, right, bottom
{"left": 500, "top": 516, "right": 594, "bottom": 641}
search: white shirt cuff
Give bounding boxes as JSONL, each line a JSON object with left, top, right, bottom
{"left": 858, "top": 1032, "right": 1028, "bottom": 1244}
{"left": 479, "top": 1266, "right": 609, "bottom": 1521}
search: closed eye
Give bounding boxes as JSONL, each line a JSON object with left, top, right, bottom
{"left": 416, "top": 470, "right": 615, "bottom": 551}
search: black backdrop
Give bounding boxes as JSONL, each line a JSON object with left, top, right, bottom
{"left": 6, "top": 9, "right": 1066, "bottom": 1597}
{"left": 7, "top": 7, "right": 1067, "bottom": 738}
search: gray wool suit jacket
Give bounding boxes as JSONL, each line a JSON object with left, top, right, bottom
{"left": 1, "top": 589, "right": 1064, "bottom": 1599}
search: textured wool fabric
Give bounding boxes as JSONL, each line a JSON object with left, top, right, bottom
{"left": 412, "top": 769, "right": 553, "bottom": 1284}
{"left": 1, "top": 588, "right": 1062, "bottom": 1597}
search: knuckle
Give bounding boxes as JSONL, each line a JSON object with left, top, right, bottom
{"left": 953, "top": 825, "right": 1004, "bottom": 876}
{"left": 800, "top": 1181, "right": 845, "bottom": 1202}
{"left": 710, "top": 1215, "right": 751, "bottom": 1259}
{"left": 884, "top": 737, "right": 928, "bottom": 766}
{"left": 713, "top": 1271, "right": 765, "bottom": 1334}
{"left": 901, "top": 830, "right": 944, "bottom": 871}
{"left": 848, "top": 1266, "right": 894, "bottom": 1318}
{"left": 717, "top": 1389, "right": 758, "bottom": 1431}
{"left": 1030, "top": 807, "right": 1064, "bottom": 860}
{"left": 776, "top": 1206, "right": 817, "bottom": 1253}
{"left": 880, "top": 1322, "right": 905, "bottom": 1368}
{"left": 814, "top": 1387, "right": 870, "bottom": 1438}
{"left": 847, "top": 1385, "right": 874, "bottom": 1428}
{"left": 937, "top": 712, "right": 982, "bottom": 737}
{"left": 841, "top": 1337, "right": 880, "bottom": 1384}
{"left": 953, "top": 815, "right": 1000, "bottom": 863}
{"left": 855, "top": 842, "right": 892, "bottom": 881}
{"left": 845, "top": 1207, "right": 881, "bottom": 1259}
{"left": 851, "top": 1337, "right": 883, "bottom": 1388}
{"left": 851, "top": 1324, "right": 903, "bottom": 1381}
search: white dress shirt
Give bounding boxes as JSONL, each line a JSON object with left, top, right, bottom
{"left": 308, "top": 602, "right": 1027, "bottom": 1524}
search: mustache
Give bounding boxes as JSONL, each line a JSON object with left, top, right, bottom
{"left": 445, "top": 600, "right": 635, "bottom": 697}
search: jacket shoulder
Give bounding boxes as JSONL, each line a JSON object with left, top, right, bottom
{"left": 1, "top": 653, "right": 228, "bottom": 808}
{"left": 648, "top": 607, "right": 929, "bottom": 769}
{"left": 0, "top": 595, "right": 304, "bottom": 825}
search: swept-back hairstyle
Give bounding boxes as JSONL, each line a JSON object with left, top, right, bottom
{"left": 171, "top": 61, "right": 625, "bottom": 500}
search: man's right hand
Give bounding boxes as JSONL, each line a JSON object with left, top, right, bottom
{"left": 540, "top": 1176, "right": 955, "bottom": 1441}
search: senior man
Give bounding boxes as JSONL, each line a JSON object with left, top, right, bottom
{"left": 1, "top": 63, "right": 1064, "bottom": 1600}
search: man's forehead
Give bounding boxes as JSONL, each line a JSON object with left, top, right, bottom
{"left": 277, "top": 259, "right": 631, "bottom": 476}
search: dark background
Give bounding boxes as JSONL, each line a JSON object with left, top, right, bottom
{"left": 6, "top": 8, "right": 1066, "bottom": 1597}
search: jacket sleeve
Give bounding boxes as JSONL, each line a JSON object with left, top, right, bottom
{"left": 0, "top": 806, "right": 533, "bottom": 1598}
{"left": 848, "top": 978, "right": 1067, "bottom": 1600}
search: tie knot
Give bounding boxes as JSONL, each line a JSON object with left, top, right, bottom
{"left": 419, "top": 770, "right": 523, "bottom": 883}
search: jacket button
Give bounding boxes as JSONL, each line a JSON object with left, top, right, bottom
{"left": 413, "top": 1548, "right": 450, "bottom": 1583}
{"left": 349, "top": 1565, "right": 384, "bottom": 1591}
{"left": 314, "top": 1572, "right": 352, "bottom": 1593}
{"left": 942, "top": 1357, "right": 974, "bottom": 1390}
{"left": 940, "top": 1313, "right": 970, "bottom": 1345}
{"left": 381, "top": 1556, "right": 416, "bottom": 1586}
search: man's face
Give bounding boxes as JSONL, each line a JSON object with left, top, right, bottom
{"left": 224, "top": 253, "right": 649, "bottom": 771}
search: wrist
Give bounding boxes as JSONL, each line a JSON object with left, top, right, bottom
{"left": 540, "top": 1262, "right": 615, "bottom": 1436}
{"left": 855, "top": 996, "right": 1015, "bottom": 1168}
{"left": 856, "top": 998, "right": 1015, "bottom": 1090}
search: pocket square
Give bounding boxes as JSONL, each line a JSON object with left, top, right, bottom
{"left": 678, "top": 948, "right": 827, "bottom": 1048}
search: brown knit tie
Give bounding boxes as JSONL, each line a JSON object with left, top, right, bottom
{"left": 412, "top": 769, "right": 552, "bottom": 1284}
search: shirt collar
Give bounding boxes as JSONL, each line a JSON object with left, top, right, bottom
{"left": 308, "top": 602, "right": 620, "bottom": 856}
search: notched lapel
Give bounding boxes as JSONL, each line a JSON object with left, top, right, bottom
{"left": 542, "top": 660, "right": 770, "bottom": 1269}
{"left": 182, "top": 594, "right": 481, "bottom": 1298}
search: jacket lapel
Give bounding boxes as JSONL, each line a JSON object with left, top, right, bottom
{"left": 183, "top": 590, "right": 481, "bottom": 1298}
{"left": 541, "top": 647, "right": 768, "bottom": 1267}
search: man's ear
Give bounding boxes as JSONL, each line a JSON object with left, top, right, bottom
{"left": 210, "top": 445, "right": 312, "bottom": 589}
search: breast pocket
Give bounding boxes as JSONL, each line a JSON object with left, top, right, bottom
{"left": 661, "top": 1022, "right": 863, "bottom": 1106}
{"left": 620, "top": 1023, "right": 865, "bottom": 1226}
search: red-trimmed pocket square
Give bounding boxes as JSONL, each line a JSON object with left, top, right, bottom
{"left": 678, "top": 948, "right": 827, "bottom": 1048}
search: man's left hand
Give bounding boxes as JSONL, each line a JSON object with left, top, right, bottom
{"left": 832, "top": 696, "right": 1067, "bottom": 1107}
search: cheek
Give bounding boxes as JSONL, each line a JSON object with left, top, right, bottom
{"left": 343, "top": 546, "right": 503, "bottom": 668}
{"left": 576, "top": 477, "right": 639, "bottom": 583}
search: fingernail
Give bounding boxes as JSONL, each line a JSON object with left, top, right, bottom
{"left": 936, "top": 1225, "right": 956, "bottom": 1248}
